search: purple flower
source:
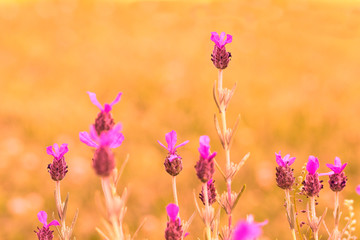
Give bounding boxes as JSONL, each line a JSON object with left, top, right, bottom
{"left": 79, "top": 123, "right": 124, "bottom": 149}
{"left": 47, "top": 143, "right": 69, "bottom": 181}
{"left": 158, "top": 130, "right": 189, "bottom": 156}
{"left": 87, "top": 91, "right": 122, "bottom": 113}
{"left": 356, "top": 185, "right": 360, "bottom": 195}
{"left": 211, "top": 32, "right": 232, "bottom": 49}
{"left": 306, "top": 156, "right": 320, "bottom": 175}
{"left": 232, "top": 215, "right": 268, "bottom": 240}
{"left": 34, "top": 211, "right": 60, "bottom": 240}
{"left": 198, "top": 136, "right": 216, "bottom": 160}
{"left": 195, "top": 136, "right": 217, "bottom": 183}
{"left": 165, "top": 203, "right": 187, "bottom": 240}
{"left": 326, "top": 157, "right": 347, "bottom": 174}
{"left": 46, "top": 143, "right": 68, "bottom": 160}
{"left": 275, "top": 151, "right": 296, "bottom": 167}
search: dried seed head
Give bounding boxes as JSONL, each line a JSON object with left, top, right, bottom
{"left": 164, "top": 154, "right": 183, "bottom": 176}
{"left": 199, "top": 179, "right": 217, "bottom": 206}
{"left": 329, "top": 172, "right": 347, "bottom": 192}
{"left": 93, "top": 146, "right": 115, "bottom": 177}
{"left": 302, "top": 173, "right": 323, "bottom": 197}
{"left": 35, "top": 227, "right": 55, "bottom": 240}
{"left": 275, "top": 165, "right": 295, "bottom": 190}
{"left": 94, "top": 111, "right": 115, "bottom": 135}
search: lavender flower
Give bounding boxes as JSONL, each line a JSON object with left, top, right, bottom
{"left": 199, "top": 178, "right": 217, "bottom": 206}
{"left": 47, "top": 143, "right": 69, "bottom": 181}
{"left": 158, "top": 130, "right": 189, "bottom": 176}
{"left": 80, "top": 124, "right": 124, "bottom": 176}
{"left": 195, "top": 136, "right": 217, "bottom": 183}
{"left": 275, "top": 151, "right": 295, "bottom": 190}
{"left": 87, "top": 91, "right": 122, "bottom": 135}
{"left": 34, "top": 211, "right": 60, "bottom": 240}
{"left": 232, "top": 215, "right": 268, "bottom": 240}
{"left": 210, "top": 32, "right": 232, "bottom": 69}
{"left": 165, "top": 203, "right": 184, "bottom": 240}
{"left": 326, "top": 157, "right": 348, "bottom": 192}
{"left": 303, "top": 156, "right": 323, "bottom": 197}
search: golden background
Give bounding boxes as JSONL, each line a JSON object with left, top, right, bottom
{"left": 1, "top": 0, "right": 360, "bottom": 239}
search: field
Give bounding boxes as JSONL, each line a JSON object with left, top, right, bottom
{"left": 1, "top": 0, "right": 360, "bottom": 239}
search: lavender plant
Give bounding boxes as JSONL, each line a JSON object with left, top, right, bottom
{"left": 34, "top": 210, "right": 60, "bottom": 240}
{"left": 46, "top": 143, "right": 78, "bottom": 240}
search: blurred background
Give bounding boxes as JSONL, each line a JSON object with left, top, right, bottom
{"left": 1, "top": 0, "right": 360, "bottom": 239}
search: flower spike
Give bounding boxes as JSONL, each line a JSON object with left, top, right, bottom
{"left": 326, "top": 157, "right": 347, "bottom": 174}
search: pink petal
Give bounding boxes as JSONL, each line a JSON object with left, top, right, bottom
{"left": 53, "top": 143, "right": 60, "bottom": 158}
{"left": 198, "top": 135, "right": 210, "bottom": 159}
{"left": 165, "top": 131, "right": 177, "bottom": 153}
{"left": 47, "top": 219, "right": 60, "bottom": 227}
{"left": 225, "top": 34, "right": 233, "bottom": 45}
{"left": 58, "top": 144, "right": 69, "bottom": 159}
{"left": 108, "top": 133, "right": 124, "bottom": 148}
{"left": 174, "top": 140, "right": 189, "bottom": 151}
{"left": 356, "top": 185, "right": 360, "bottom": 195}
{"left": 219, "top": 32, "right": 226, "bottom": 46}
{"left": 87, "top": 92, "right": 103, "bottom": 111}
{"left": 306, "top": 156, "right": 319, "bottom": 175}
{"left": 319, "top": 171, "right": 334, "bottom": 176}
{"left": 334, "top": 157, "right": 342, "bottom": 167}
{"left": 46, "top": 146, "right": 54, "bottom": 157}
{"left": 184, "top": 232, "right": 189, "bottom": 238}
{"left": 275, "top": 152, "right": 284, "bottom": 167}
{"left": 37, "top": 211, "right": 48, "bottom": 226}
{"left": 158, "top": 140, "right": 169, "bottom": 151}
{"left": 110, "top": 92, "right": 122, "bottom": 107}
{"left": 340, "top": 163, "right": 347, "bottom": 172}
{"left": 166, "top": 203, "right": 179, "bottom": 222}
{"left": 79, "top": 131, "right": 98, "bottom": 148}
{"left": 210, "top": 32, "right": 220, "bottom": 44}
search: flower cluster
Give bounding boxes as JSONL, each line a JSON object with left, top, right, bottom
{"left": 194, "top": 136, "right": 217, "bottom": 183}
{"left": 211, "top": 32, "right": 232, "bottom": 69}
{"left": 165, "top": 204, "right": 187, "bottom": 240}
{"left": 80, "top": 92, "right": 124, "bottom": 177}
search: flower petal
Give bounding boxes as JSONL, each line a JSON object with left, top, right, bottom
{"left": 37, "top": 211, "right": 48, "bottom": 226}
{"left": 166, "top": 203, "right": 179, "bottom": 222}
{"left": 79, "top": 131, "right": 98, "bottom": 148}
{"left": 47, "top": 219, "right": 60, "bottom": 227}
{"left": 157, "top": 140, "right": 169, "bottom": 151}
{"left": 53, "top": 143, "right": 60, "bottom": 158}
{"left": 174, "top": 140, "right": 189, "bottom": 151}
{"left": 198, "top": 135, "right": 210, "bottom": 159}
{"left": 58, "top": 143, "right": 69, "bottom": 159}
{"left": 334, "top": 157, "right": 342, "bottom": 167}
{"left": 340, "top": 163, "right": 347, "bottom": 172}
{"left": 110, "top": 92, "right": 122, "bottom": 107}
{"left": 225, "top": 34, "right": 233, "bottom": 45}
{"left": 275, "top": 152, "right": 284, "bottom": 167}
{"left": 306, "top": 156, "right": 319, "bottom": 175}
{"left": 210, "top": 32, "right": 220, "bottom": 45}
{"left": 219, "top": 32, "right": 226, "bottom": 46}
{"left": 165, "top": 131, "right": 177, "bottom": 153}
{"left": 46, "top": 146, "right": 54, "bottom": 157}
{"left": 87, "top": 92, "right": 103, "bottom": 111}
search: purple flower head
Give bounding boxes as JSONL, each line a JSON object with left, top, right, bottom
{"left": 165, "top": 203, "right": 186, "bottom": 240}
{"left": 35, "top": 211, "right": 60, "bottom": 240}
{"left": 232, "top": 215, "right": 268, "bottom": 240}
{"left": 79, "top": 123, "right": 124, "bottom": 149}
{"left": 87, "top": 91, "right": 122, "bottom": 113}
{"left": 326, "top": 157, "right": 347, "bottom": 174}
{"left": 211, "top": 32, "right": 232, "bottom": 49}
{"left": 198, "top": 136, "right": 216, "bottom": 160}
{"left": 356, "top": 185, "right": 360, "bottom": 195}
{"left": 158, "top": 130, "right": 189, "bottom": 155}
{"left": 37, "top": 211, "right": 60, "bottom": 228}
{"left": 306, "top": 156, "right": 320, "bottom": 175}
{"left": 46, "top": 143, "right": 68, "bottom": 160}
{"left": 275, "top": 151, "right": 296, "bottom": 167}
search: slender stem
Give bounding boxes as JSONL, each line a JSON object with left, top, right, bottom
{"left": 55, "top": 181, "right": 67, "bottom": 238}
{"left": 310, "top": 197, "right": 318, "bottom": 240}
{"left": 172, "top": 176, "right": 179, "bottom": 206}
{"left": 291, "top": 229, "right": 297, "bottom": 240}
{"left": 204, "top": 182, "right": 211, "bottom": 240}
{"left": 101, "top": 177, "right": 123, "bottom": 240}
{"left": 333, "top": 191, "right": 340, "bottom": 237}
{"left": 218, "top": 69, "right": 233, "bottom": 229}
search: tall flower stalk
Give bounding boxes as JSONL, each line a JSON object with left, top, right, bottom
{"left": 46, "top": 143, "right": 78, "bottom": 240}
{"left": 211, "top": 32, "right": 249, "bottom": 238}
{"left": 80, "top": 91, "right": 144, "bottom": 240}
